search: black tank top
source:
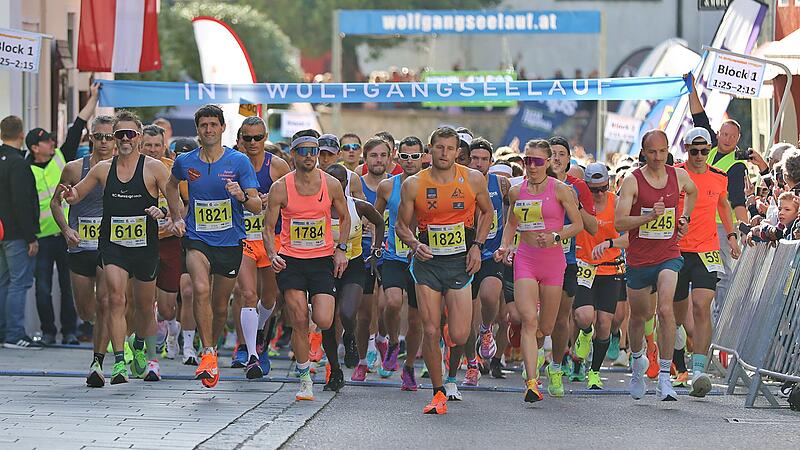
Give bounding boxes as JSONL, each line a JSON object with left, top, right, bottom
{"left": 99, "top": 154, "right": 158, "bottom": 252}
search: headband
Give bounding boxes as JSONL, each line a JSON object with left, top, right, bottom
{"left": 488, "top": 164, "right": 513, "bottom": 176}
{"left": 291, "top": 136, "right": 318, "bottom": 150}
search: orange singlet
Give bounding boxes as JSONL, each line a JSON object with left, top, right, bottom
{"left": 279, "top": 169, "right": 333, "bottom": 259}
{"left": 576, "top": 191, "right": 622, "bottom": 276}
{"left": 414, "top": 164, "right": 476, "bottom": 256}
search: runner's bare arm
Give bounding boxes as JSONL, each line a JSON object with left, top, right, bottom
{"left": 374, "top": 178, "right": 391, "bottom": 215}
{"left": 615, "top": 174, "right": 655, "bottom": 231}
{"left": 500, "top": 186, "right": 520, "bottom": 248}
{"left": 165, "top": 174, "right": 185, "bottom": 222}
{"left": 242, "top": 187, "right": 262, "bottom": 214}
{"left": 677, "top": 168, "right": 698, "bottom": 218}
{"left": 328, "top": 175, "right": 351, "bottom": 248}
{"left": 557, "top": 182, "right": 583, "bottom": 239}
{"left": 580, "top": 198, "right": 598, "bottom": 235}
{"left": 470, "top": 169, "right": 494, "bottom": 243}
{"left": 717, "top": 187, "right": 735, "bottom": 236}
{"left": 263, "top": 179, "right": 287, "bottom": 262}
{"left": 51, "top": 161, "right": 81, "bottom": 246}
{"left": 397, "top": 176, "right": 427, "bottom": 257}
{"left": 271, "top": 156, "right": 291, "bottom": 180}
{"left": 612, "top": 232, "right": 630, "bottom": 249}
{"left": 349, "top": 171, "right": 366, "bottom": 200}
{"left": 354, "top": 198, "right": 385, "bottom": 249}
{"left": 62, "top": 160, "right": 106, "bottom": 205}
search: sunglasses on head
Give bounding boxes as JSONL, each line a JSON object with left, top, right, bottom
{"left": 242, "top": 134, "right": 265, "bottom": 142}
{"left": 688, "top": 147, "right": 710, "bottom": 156}
{"left": 92, "top": 132, "right": 114, "bottom": 142}
{"left": 114, "top": 129, "right": 139, "bottom": 140}
{"left": 398, "top": 152, "right": 423, "bottom": 161}
{"left": 294, "top": 146, "right": 320, "bottom": 157}
{"left": 341, "top": 143, "right": 361, "bottom": 152}
{"left": 588, "top": 185, "right": 609, "bottom": 193}
{"left": 524, "top": 156, "right": 547, "bottom": 167}
{"left": 318, "top": 138, "right": 339, "bottom": 149}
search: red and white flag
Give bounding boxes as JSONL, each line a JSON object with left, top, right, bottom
{"left": 77, "top": 0, "right": 161, "bottom": 73}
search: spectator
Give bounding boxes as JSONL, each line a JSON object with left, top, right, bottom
{"left": 0, "top": 115, "right": 41, "bottom": 349}
{"left": 153, "top": 118, "right": 174, "bottom": 157}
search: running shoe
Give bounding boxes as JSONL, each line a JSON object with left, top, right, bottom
{"left": 613, "top": 350, "right": 629, "bottom": 368}
{"left": 537, "top": 348, "right": 546, "bottom": 375}
{"left": 110, "top": 361, "right": 128, "bottom": 385}
{"left": 587, "top": 370, "right": 603, "bottom": 390}
{"left": 257, "top": 344, "right": 271, "bottom": 375}
{"left": 657, "top": 376, "right": 678, "bottom": 401}
{"left": 630, "top": 354, "right": 649, "bottom": 400}
{"left": 86, "top": 361, "right": 105, "bottom": 388}
{"left": 490, "top": 358, "right": 506, "bottom": 379}
{"left": 351, "top": 363, "right": 368, "bottom": 382}
{"left": 366, "top": 348, "right": 379, "bottom": 373}
{"left": 445, "top": 381, "right": 463, "bottom": 401}
{"left": 376, "top": 339, "right": 389, "bottom": 365}
{"left": 296, "top": 370, "right": 314, "bottom": 401}
{"left": 646, "top": 339, "right": 659, "bottom": 380}
{"left": 343, "top": 333, "right": 358, "bottom": 369}
{"left": 143, "top": 360, "right": 161, "bottom": 382}
{"left": 231, "top": 344, "right": 247, "bottom": 368}
{"left": 423, "top": 391, "right": 448, "bottom": 414}
{"left": 546, "top": 366, "right": 565, "bottom": 397}
{"left": 673, "top": 371, "right": 690, "bottom": 388}
{"left": 401, "top": 365, "right": 418, "bottom": 391}
{"left": 183, "top": 345, "right": 199, "bottom": 366}
{"left": 383, "top": 342, "right": 400, "bottom": 372}
{"left": 130, "top": 342, "right": 147, "bottom": 379}
{"left": 245, "top": 355, "right": 263, "bottom": 380}
{"left": 324, "top": 366, "right": 345, "bottom": 392}
{"left": 569, "top": 359, "right": 586, "bottom": 382}
{"left": 575, "top": 326, "right": 594, "bottom": 360}
{"left": 478, "top": 330, "right": 497, "bottom": 360}
{"left": 223, "top": 331, "right": 237, "bottom": 350}
{"left": 607, "top": 334, "right": 620, "bottom": 361}
{"left": 124, "top": 339, "right": 133, "bottom": 364}
{"left": 689, "top": 373, "right": 712, "bottom": 398}
{"left": 524, "top": 378, "right": 543, "bottom": 403}
{"left": 462, "top": 366, "right": 480, "bottom": 386}
{"left": 420, "top": 365, "right": 429, "bottom": 378}
{"left": 165, "top": 335, "right": 179, "bottom": 360}
{"left": 196, "top": 351, "right": 219, "bottom": 388}
{"left": 309, "top": 332, "right": 324, "bottom": 362}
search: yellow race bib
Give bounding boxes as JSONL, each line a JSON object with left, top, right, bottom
{"left": 427, "top": 223, "right": 466, "bottom": 256}
{"left": 157, "top": 197, "right": 169, "bottom": 227}
{"left": 576, "top": 260, "right": 597, "bottom": 289}
{"left": 514, "top": 199, "right": 545, "bottom": 231}
{"left": 487, "top": 210, "right": 499, "bottom": 240}
{"left": 639, "top": 207, "right": 675, "bottom": 240}
{"left": 290, "top": 217, "right": 326, "bottom": 249}
{"left": 699, "top": 250, "right": 724, "bottom": 273}
{"left": 561, "top": 238, "right": 571, "bottom": 254}
{"left": 77, "top": 216, "right": 101, "bottom": 250}
{"left": 110, "top": 216, "right": 147, "bottom": 248}
{"left": 194, "top": 199, "right": 233, "bottom": 232}
{"left": 243, "top": 210, "right": 264, "bottom": 241}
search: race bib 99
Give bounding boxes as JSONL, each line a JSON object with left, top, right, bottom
{"left": 639, "top": 207, "right": 675, "bottom": 240}
{"left": 428, "top": 222, "right": 466, "bottom": 256}
{"left": 194, "top": 199, "right": 232, "bottom": 232}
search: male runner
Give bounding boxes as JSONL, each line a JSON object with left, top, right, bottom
{"left": 374, "top": 136, "right": 426, "bottom": 390}
{"left": 51, "top": 114, "right": 115, "bottom": 386}
{"left": 339, "top": 133, "right": 362, "bottom": 172}
{"left": 264, "top": 129, "right": 351, "bottom": 401}
{"left": 396, "top": 126, "right": 493, "bottom": 415}
{"left": 317, "top": 133, "right": 364, "bottom": 199}
{"left": 168, "top": 105, "right": 262, "bottom": 388}
{"left": 674, "top": 127, "right": 740, "bottom": 397}
{"left": 616, "top": 129, "right": 697, "bottom": 401}
{"left": 59, "top": 110, "right": 184, "bottom": 385}
{"left": 357, "top": 131, "right": 403, "bottom": 176}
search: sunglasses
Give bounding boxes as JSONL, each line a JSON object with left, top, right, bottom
{"left": 318, "top": 138, "right": 339, "bottom": 149}
{"left": 114, "top": 129, "right": 139, "bottom": 140}
{"left": 294, "top": 146, "right": 320, "bottom": 157}
{"left": 524, "top": 156, "right": 547, "bottom": 167}
{"left": 588, "top": 185, "right": 609, "bottom": 193}
{"left": 242, "top": 134, "right": 265, "bottom": 142}
{"left": 92, "top": 132, "right": 114, "bottom": 141}
{"left": 398, "top": 152, "right": 424, "bottom": 161}
{"left": 341, "top": 143, "right": 361, "bottom": 152}
{"left": 688, "top": 147, "right": 710, "bottom": 156}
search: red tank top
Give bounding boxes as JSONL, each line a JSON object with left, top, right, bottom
{"left": 627, "top": 165, "right": 681, "bottom": 268}
{"left": 279, "top": 170, "right": 334, "bottom": 259}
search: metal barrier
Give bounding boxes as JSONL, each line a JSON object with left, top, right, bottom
{"left": 710, "top": 240, "right": 800, "bottom": 407}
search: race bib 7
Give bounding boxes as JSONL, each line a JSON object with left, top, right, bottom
{"left": 514, "top": 199, "right": 545, "bottom": 231}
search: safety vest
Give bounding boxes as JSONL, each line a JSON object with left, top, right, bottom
{"left": 707, "top": 147, "right": 745, "bottom": 224}
{"left": 30, "top": 148, "right": 68, "bottom": 238}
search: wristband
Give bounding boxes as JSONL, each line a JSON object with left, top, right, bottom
{"left": 727, "top": 232, "right": 737, "bottom": 240}
{"left": 159, "top": 206, "right": 168, "bottom": 217}
{"left": 606, "top": 238, "right": 614, "bottom": 248}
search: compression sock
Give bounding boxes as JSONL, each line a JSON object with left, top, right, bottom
{"left": 322, "top": 327, "right": 340, "bottom": 370}
{"left": 692, "top": 354, "right": 708, "bottom": 376}
{"left": 591, "top": 338, "right": 611, "bottom": 372}
{"left": 93, "top": 352, "right": 105, "bottom": 368}
{"left": 241, "top": 307, "right": 259, "bottom": 358}
{"left": 144, "top": 335, "right": 158, "bottom": 360}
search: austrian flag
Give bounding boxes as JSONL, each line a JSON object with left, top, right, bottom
{"left": 77, "top": 0, "right": 161, "bottom": 73}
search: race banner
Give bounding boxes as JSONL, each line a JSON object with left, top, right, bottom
{"left": 338, "top": 10, "right": 601, "bottom": 35}
{"left": 96, "top": 77, "right": 690, "bottom": 108}
{"left": 420, "top": 70, "right": 517, "bottom": 107}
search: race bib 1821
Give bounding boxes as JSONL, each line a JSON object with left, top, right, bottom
{"left": 194, "top": 199, "right": 232, "bottom": 232}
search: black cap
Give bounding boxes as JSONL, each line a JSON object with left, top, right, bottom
{"left": 25, "top": 128, "right": 54, "bottom": 149}
{"left": 172, "top": 137, "right": 198, "bottom": 155}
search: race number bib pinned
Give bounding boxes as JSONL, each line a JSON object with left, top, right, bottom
{"left": 576, "top": 260, "right": 597, "bottom": 288}
{"left": 699, "top": 250, "right": 724, "bottom": 273}
{"left": 110, "top": 216, "right": 147, "bottom": 248}
{"left": 77, "top": 216, "right": 101, "bottom": 250}
{"left": 244, "top": 210, "right": 264, "bottom": 241}
{"left": 428, "top": 222, "right": 466, "bottom": 256}
{"left": 290, "top": 217, "right": 326, "bottom": 249}
{"left": 157, "top": 197, "right": 169, "bottom": 228}
{"left": 395, "top": 231, "right": 412, "bottom": 258}
{"left": 487, "top": 210, "right": 500, "bottom": 240}
{"left": 561, "top": 238, "right": 571, "bottom": 254}
{"left": 639, "top": 207, "right": 675, "bottom": 240}
{"left": 514, "top": 200, "right": 545, "bottom": 231}
{"left": 194, "top": 199, "right": 232, "bottom": 232}
{"left": 513, "top": 231, "right": 521, "bottom": 247}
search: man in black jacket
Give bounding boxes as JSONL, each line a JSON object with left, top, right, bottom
{"left": 0, "top": 115, "right": 42, "bottom": 349}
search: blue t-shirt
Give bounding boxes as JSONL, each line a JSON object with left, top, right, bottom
{"left": 173, "top": 146, "right": 258, "bottom": 247}
{"left": 483, "top": 173, "right": 504, "bottom": 261}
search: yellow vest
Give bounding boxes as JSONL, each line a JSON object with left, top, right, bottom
{"left": 707, "top": 147, "right": 745, "bottom": 224}
{"left": 30, "top": 148, "right": 68, "bottom": 238}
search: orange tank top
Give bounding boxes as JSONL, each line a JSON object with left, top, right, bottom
{"left": 576, "top": 191, "right": 622, "bottom": 276}
{"left": 279, "top": 170, "right": 333, "bottom": 259}
{"left": 414, "top": 164, "right": 476, "bottom": 231}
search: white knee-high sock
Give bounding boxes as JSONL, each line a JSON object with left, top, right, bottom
{"left": 241, "top": 307, "right": 259, "bottom": 358}
{"left": 167, "top": 319, "right": 181, "bottom": 338}
{"left": 257, "top": 301, "right": 275, "bottom": 330}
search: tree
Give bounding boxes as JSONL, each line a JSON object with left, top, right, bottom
{"left": 243, "top": 0, "right": 502, "bottom": 80}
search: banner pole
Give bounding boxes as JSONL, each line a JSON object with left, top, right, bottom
{"left": 332, "top": 10, "right": 343, "bottom": 135}
{"left": 596, "top": 11, "right": 607, "bottom": 161}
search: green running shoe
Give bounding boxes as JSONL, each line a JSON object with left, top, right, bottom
{"left": 124, "top": 338, "right": 133, "bottom": 365}
{"left": 587, "top": 370, "right": 603, "bottom": 390}
{"left": 110, "top": 361, "right": 129, "bottom": 385}
{"left": 607, "top": 333, "right": 620, "bottom": 361}
{"left": 130, "top": 343, "right": 147, "bottom": 379}
{"left": 569, "top": 359, "right": 586, "bottom": 382}
{"left": 537, "top": 348, "right": 546, "bottom": 375}
{"left": 575, "top": 326, "right": 594, "bottom": 360}
{"left": 546, "top": 365, "right": 565, "bottom": 397}
{"left": 86, "top": 361, "right": 105, "bottom": 388}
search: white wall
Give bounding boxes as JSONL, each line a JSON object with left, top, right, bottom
{"left": 0, "top": 0, "right": 23, "bottom": 122}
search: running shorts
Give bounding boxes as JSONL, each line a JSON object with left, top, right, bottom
{"left": 183, "top": 237, "right": 243, "bottom": 279}
{"left": 336, "top": 257, "right": 366, "bottom": 291}
{"left": 99, "top": 243, "right": 159, "bottom": 282}
{"left": 562, "top": 263, "right": 578, "bottom": 298}
{"left": 410, "top": 254, "right": 472, "bottom": 294}
{"left": 472, "top": 257, "right": 504, "bottom": 299}
{"left": 675, "top": 252, "right": 719, "bottom": 301}
{"left": 156, "top": 236, "right": 182, "bottom": 293}
{"left": 277, "top": 254, "right": 336, "bottom": 297}
{"left": 626, "top": 257, "right": 684, "bottom": 291}
{"left": 380, "top": 259, "right": 418, "bottom": 309}
{"left": 68, "top": 250, "right": 100, "bottom": 278}
{"left": 573, "top": 274, "right": 624, "bottom": 314}
{"left": 243, "top": 238, "right": 269, "bottom": 269}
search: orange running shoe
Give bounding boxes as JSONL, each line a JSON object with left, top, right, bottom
{"left": 423, "top": 391, "right": 448, "bottom": 415}
{"left": 325, "top": 363, "right": 331, "bottom": 383}
{"left": 672, "top": 371, "right": 689, "bottom": 388}
{"left": 309, "top": 332, "right": 323, "bottom": 362}
{"left": 646, "top": 339, "right": 659, "bottom": 380}
{"left": 196, "top": 351, "right": 219, "bottom": 388}
{"left": 524, "top": 379, "right": 543, "bottom": 403}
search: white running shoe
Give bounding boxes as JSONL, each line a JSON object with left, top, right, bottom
{"left": 689, "top": 373, "right": 712, "bottom": 398}
{"left": 613, "top": 350, "right": 630, "bottom": 368}
{"left": 630, "top": 354, "right": 649, "bottom": 400}
{"left": 165, "top": 336, "right": 180, "bottom": 360}
{"left": 657, "top": 376, "right": 678, "bottom": 401}
{"left": 143, "top": 360, "right": 161, "bottom": 382}
{"left": 296, "top": 376, "right": 315, "bottom": 401}
{"left": 183, "top": 345, "right": 199, "bottom": 366}
{"left": 223, "top": 331, "right": 237, "bottom": 350}
{"left": 445, "top": 381, "right": 463, "bottom": 401}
